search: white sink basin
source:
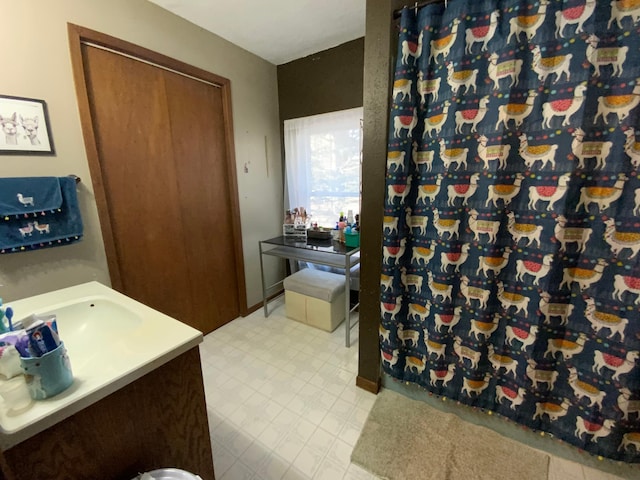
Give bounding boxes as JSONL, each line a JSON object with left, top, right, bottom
{"left": 34, "top": 296, "right": 144, "bottom": 373}
{"left": 0, "top": 282, "right": 202, "bottom": 449}
{"left": 38, "top": 296, "right": 143, "bottom": 340}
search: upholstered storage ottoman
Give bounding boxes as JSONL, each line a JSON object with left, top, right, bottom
{"left": 283, "top": 268, "right": 345, "bottom": 332}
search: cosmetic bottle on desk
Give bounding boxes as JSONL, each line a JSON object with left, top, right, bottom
{"left": 347, "top": 210, "right": 354, "bottom": 226}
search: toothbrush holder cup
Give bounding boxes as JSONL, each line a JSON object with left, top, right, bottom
{"left": 20, "top": 343, "right": 73, "bottom": 400}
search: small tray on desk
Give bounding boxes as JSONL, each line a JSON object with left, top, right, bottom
{"left": 306, "top": 228, "right": 332, "bottom": 240}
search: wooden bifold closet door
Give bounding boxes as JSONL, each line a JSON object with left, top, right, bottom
{"left": 72, "top": 30, "right": 245, "bottom": 335}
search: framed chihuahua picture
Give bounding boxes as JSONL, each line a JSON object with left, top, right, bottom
{"left": 0, "top": 95, "right": 54, "bottom": 155}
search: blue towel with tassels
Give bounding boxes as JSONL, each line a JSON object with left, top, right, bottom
{"left": 0, "top": 177, "right": 83, "bottom": 253}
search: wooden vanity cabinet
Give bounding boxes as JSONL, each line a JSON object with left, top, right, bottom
{"left": 0, "top": 347, "right": 215, "bottom": 480}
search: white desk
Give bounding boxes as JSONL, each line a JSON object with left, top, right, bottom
{"left": 259, "top": 235, "right": 360, "bottom": 347}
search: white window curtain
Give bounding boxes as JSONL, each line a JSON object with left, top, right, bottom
{"left": 284, "top": 107, "right": 363, "bottom": 228}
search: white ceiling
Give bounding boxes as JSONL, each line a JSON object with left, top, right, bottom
{"left": 149, "top": 0, "right": 367, "bottom": 65}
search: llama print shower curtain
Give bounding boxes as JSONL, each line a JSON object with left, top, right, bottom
{"left": 380, "top": 0, "right": 640, "bottom": 462}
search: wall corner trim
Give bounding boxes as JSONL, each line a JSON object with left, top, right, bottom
{"left": 356, "top": 375, "right": 381, "bottom": 394}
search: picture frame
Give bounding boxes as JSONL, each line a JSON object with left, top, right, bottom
{"left": 0, "top": 95, "right": 55, "bottom": 155}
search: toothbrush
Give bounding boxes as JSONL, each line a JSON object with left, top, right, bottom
{"left": 5, "top": 307, "right": 13, "bottom": 332}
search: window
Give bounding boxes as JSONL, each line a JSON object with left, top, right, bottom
{"left": 284, "top": 107, "right": 363, "bottom": 228}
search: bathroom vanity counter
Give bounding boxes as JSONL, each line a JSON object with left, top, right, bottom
{"left": 0, "top": 281, "right": 214, "bottom": 480}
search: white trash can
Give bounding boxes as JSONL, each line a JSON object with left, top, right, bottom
{"left": 132, "top": 468, "right": 203, "bottom": 480}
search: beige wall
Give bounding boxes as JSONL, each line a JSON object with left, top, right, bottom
{"left": 0, "top": 0, "right": 283, "bottom": 308}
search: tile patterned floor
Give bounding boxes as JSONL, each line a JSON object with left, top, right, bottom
{"left": 199, "top": 298, "right": 627, "bottom": 480}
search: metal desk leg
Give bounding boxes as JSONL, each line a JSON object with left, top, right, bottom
{"left": 345, "top": 257, "right": 351, "bottom": 348}
{"left": 259, "top": 241, "right": 269, "bottom": 317}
